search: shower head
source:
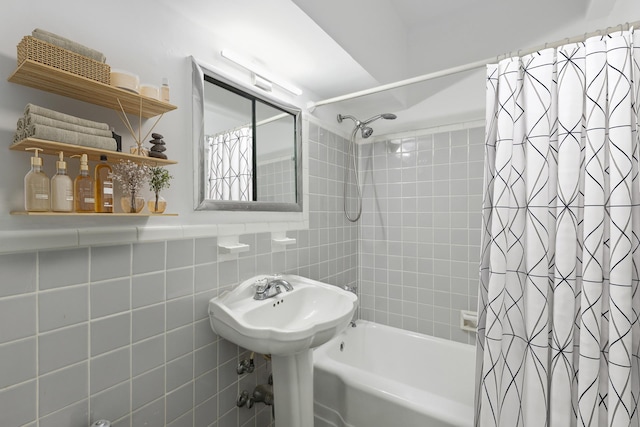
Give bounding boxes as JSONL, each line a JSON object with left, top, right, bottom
{"left": 361, "top": 113, "right": 397, "bottom": 125}
{"left": 338, "top": 112, "right": 397, "bottom": 139}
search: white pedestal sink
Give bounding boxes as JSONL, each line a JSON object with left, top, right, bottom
{"left": 208, "top": 274, "right": 358, "bottom": 427}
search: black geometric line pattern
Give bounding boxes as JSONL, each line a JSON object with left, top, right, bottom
{"left": 205, "top": 128, "right": 253, "bottom": 201}
{"left": 476, "top": 30, "right": 640, "bottom": 427}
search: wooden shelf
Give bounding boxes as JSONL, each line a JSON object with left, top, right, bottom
{"left": 11, "top": 138, "right": 177, "bottom": 165}
{"left": 8, "top": 60, "right": 177, "bottom": 118}
{"left": 11, "top": 211, "right": 178, "bottom": 217}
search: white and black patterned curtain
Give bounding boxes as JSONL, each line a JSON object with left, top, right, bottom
{"left": 206, "top": 127, "right": 253, "bottom": 201}
{"left": 476, "top": 30, "right": 640, "bottom": 427}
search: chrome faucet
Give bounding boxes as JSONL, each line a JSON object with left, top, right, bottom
{"left": 254, "top": 276, "right": 293, "bottom": 300}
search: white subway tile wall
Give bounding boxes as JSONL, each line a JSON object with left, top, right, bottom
{"left": 358, "top": 127, "right": 484, "bottom": 344}
{"left": 0, "top": 123, "right": 357, "bottom": 427}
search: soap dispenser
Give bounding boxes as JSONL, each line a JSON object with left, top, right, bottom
{"left": 73, "top": 154, "right": 95, "bottom": 212}
{"left": 24, "top": 147, "right": 50, "bottom": 212}
{"left": 95, "top": 155, "right": 113, "bottom": 213}
{"left": 51, "top": 151, "right": 73, "bottom": 212}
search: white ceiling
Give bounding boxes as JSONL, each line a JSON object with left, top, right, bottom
{"left": 169, "top": 0, "right": 636, "bottom": 134}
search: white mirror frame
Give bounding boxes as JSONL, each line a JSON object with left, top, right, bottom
{"left": 191, "top": 56, "right": 303, "bottom": 212}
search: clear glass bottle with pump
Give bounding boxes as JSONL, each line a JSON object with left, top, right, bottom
{"left": 95, "top": 155, "right": 113, "bottom": 213}
{"left": 51, "top": 151, "right": 73, "bottom": 212}
{"left": 73, "top": 154, "right": 95, "bottom": 212}
{"left": 24, "top": 147, "right": 50, "bottom": 211}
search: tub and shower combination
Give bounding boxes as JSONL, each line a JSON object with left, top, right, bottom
{"left": 313, "top": 320, "right": 476, "bottom": 427}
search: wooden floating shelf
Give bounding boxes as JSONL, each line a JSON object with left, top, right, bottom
{"left": 11, "top": 211, "right": 178, "bottom": 217}
{"left": 11, "top": 138, "right": 177, "bottom": 165}
{"left": 8, "top": 60, "right": 177, "bottom": 118}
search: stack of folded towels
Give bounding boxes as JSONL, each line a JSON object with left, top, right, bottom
{"left": 31, "top": 28, "right": 106, "bottom": 63}
{"left": 14, "top": 103, "right": 117, "bottom": 151}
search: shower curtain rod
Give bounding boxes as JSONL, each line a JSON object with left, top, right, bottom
{"left": 306, "top": 19, "right": 640, "bottom": 112}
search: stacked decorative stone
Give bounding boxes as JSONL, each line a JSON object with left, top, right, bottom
{"left": 148, "top": 133, "right": 167, "bottom": 159}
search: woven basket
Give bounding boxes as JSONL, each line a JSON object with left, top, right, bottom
{"left": 17, "top": 36, "right": 110, "bottom": 84}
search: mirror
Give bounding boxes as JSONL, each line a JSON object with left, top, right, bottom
{"left": 192, "top": 57, "right": 302, "bottom": 211}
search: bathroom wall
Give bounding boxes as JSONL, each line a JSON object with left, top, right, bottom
{"left": 256, "top": 157, "right": 296, "bottom": 203}
{"left": 0, "top": 124, "right": 357, "bottom": 427}
{"left": 358, "top": 124, "right": 484, "bottom": 344}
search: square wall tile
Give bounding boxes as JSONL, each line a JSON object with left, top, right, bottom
{"left": 91, "top": 312, "right": 130, "bottom": 356}
{"left": 39, "top": 324, "right": 87, "bottom": 375}
{"left": 195, "top": 237, "right": 218, "bottom": 264}
{"left": 132, "top": 272, "right": 165, "bottom": 308}
{"left": 0, "top": 337, "right": 36, "bottom": 388}
{"left": 167, "top": 296, "right": 193, "bottom": 331}
{"left": 39, "top": 248, "right": 89, "bottom": 290}
{"left": 0, "top": 380, "right": 37, "bottom": 427}
{"left": 133, "top": 366, "right": 165, "bottom": 410}
{"left": 133, "top": 304, "right": 165, "bottom": 343}
{"left": 91, "top": 277, "right": 130, "bottom": 319}
{"left": 0, "top": 294, "right": 36, "bottom": 344}
{"left": 90, "top": 348, "right": 129, "bottom": 394}
{"left": 91, "top": 380, "right": 130, "bottom": 423}
{"left": 39, "top": 361, "right": 88, "bottom": 417}
{"left": 166, "top": 382, "right": 194, "bottom": 424}
{"left": 39, "top": 286, "right": 88, "bottom": 333}
{"left": 166, "top": 325, "right": 193, "bottom": 362}
{"left": 167, "top": 353, "right": 194, "bottom": 392}
{"left": 132, "top": 397, "right": 165, "bottom": 427}
{"left": 166, "top": 267, "right": 194, "bottom": 300}
{"left": 91, "top": 244, "right": 131, "bottom": 282}
{"left": 167, "top": 239, "right": 194, "bottom": 269}
{"left": 194, "top": 263, "right": 217, "bottom": 293}
{"left": 133, "top": 241, "right": 166, "bottom": 275}
{"left": 0, "top": 252, "right": 36, "bottom": 298}
{"left": 132, "top": 335, "right": 165, "bottom": 376}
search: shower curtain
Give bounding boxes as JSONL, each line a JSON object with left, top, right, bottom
{"left": 206, "top": 127, "right": 253, "bottom": 201}
{"left": 475, "top": 30, "right": 640, "bottom": 427}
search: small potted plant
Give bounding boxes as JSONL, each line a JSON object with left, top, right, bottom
{"left": 148, "top": 166, "right": 173, "bottom": 214}
{"left": 111, "top": 160, "right": 149, "bottom": 213}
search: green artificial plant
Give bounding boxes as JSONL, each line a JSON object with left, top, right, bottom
{"left": 148, "top": 166, "right": 173, "bottom": 212}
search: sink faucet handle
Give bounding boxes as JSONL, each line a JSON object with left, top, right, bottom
{"left": 254, "top": 278, "right": 269, "bottom": 291}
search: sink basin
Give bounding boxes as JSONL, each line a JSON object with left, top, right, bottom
{"left": 208, "top": 274, "right": 358, "bottom": 427}
{"left": 208, "top": 274, "right": 358, "bottom": 356}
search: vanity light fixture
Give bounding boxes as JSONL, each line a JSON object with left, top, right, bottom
{"left": 252, "top": 73, "right": 273, "bottom": 92}
{"left": 221, "top": 49, "right": 303, "bottom": 96}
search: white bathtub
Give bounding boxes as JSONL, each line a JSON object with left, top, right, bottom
{"left": 313, "top": 320, "right": 475, "bottom": 427}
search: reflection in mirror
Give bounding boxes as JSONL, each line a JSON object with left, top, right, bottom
{"left": 192, "top": 57, "right": 302, "bottom": 212}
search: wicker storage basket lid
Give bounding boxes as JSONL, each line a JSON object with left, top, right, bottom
{"left": 17, "top": 36, "right": 110, "bottom": 85}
